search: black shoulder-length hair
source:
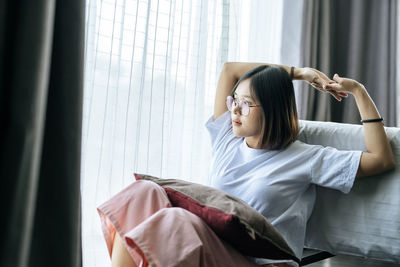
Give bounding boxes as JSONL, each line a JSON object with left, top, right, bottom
{"left": 231, "top": 65, "right": 299, "bottom": 150}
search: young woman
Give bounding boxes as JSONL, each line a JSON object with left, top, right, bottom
{"left": 98, "top": 62, "right": 395, "bottom": 267}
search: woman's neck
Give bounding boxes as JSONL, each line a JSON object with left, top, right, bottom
{"left": 245, "top": 136, "right": 263, "bottom": 149}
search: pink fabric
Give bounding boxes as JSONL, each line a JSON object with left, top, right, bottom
{"left": 97, "top": 180, "right": 259, "bottom": 267}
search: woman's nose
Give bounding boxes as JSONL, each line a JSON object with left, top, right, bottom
{"left": 232, "top": 103, "right": 241, "bottom": 115}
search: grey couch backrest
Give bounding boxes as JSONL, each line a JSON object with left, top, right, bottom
{"left": 298, "top": 120, "right": 400, "bottom": 264}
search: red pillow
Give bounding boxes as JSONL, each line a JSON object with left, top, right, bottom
{"left": 134, "top": 173, "right": 299, "bottom": 263}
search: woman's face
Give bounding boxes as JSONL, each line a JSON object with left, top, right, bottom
{"left": 231, "top": 79, "right": 264, "bottom": 148}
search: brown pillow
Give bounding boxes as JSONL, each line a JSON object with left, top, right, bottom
{"left": 134, "top": 173, "right": 300, "bottom": 263}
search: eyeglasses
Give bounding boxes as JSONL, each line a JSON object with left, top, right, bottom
{"left": 226, "top": 95, "right": 261, "bottom": 116}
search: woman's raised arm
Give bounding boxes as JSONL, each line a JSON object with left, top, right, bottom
{"left": 324, "top": 74, "right": 396, "bottom": 178}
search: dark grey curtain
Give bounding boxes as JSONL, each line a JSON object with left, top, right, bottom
{"left": 298, "top": 0, "right": 397, "bottom": 126}
{"left": 0, "top": 0, "right": 84, "bottom": 266}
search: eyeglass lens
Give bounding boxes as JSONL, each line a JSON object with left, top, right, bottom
{"left": 226, "top": 96, "right": 250, "bottom": 116}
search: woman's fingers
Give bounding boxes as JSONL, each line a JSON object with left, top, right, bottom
{"left": 328, "top": 90, "right": 342, "bottom": 101}
{"left": 314, "top": 77, "right": 331, "bottom": 90}
{"left": 324, "top": 83, "right": 342, "bottom": 91}
{"left": 308, "top": 70, "right": 350, "bottom": 101}
{"left": 325, "top": 86, "right": 348, "bottom": 97}
{"left": 333, "top": 73, "right": 341, "bottom": 82}
{"left": 311, "top": 83, "right": 343, "bottom": 101}
{"left": 315, "top": 69, "right": 335, "bottom": 84}
{"left": 311, "top": 82, "right": 322, "bottom": 90}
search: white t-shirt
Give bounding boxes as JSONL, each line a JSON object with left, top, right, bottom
{"left": 205, "top": 111, "right": 362, "bottom": 264}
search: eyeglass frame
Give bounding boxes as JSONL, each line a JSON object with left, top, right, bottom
{"left": 226, "top": 95, "right": 261, "bottom": 116}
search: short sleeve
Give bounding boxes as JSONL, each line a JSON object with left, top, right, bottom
{"left": 205, "top": 111, "right": 235, "bottom": 153}
{"left": 309, "top": 145, "right": 362, "bottom": 194}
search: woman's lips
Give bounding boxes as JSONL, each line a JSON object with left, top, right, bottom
{"left": 232, "top": 120, "right": 242, "bottom": 126}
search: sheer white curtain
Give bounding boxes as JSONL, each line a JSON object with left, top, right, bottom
{"left": 81, "top": 0, "right": 290, "bottom": 266}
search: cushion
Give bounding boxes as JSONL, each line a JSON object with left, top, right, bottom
{"left": 134, "top": 173, "right": 300, "bottom": 263}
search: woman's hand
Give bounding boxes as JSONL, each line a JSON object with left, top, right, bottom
{"left": 297, "top": 68, "right": 348, "bottom": 101}
{"left": 325, "top": 73, "right": 395, "bottom": 178}
{"left": 324, "top": 73, "right": 365, "bottom": 95}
